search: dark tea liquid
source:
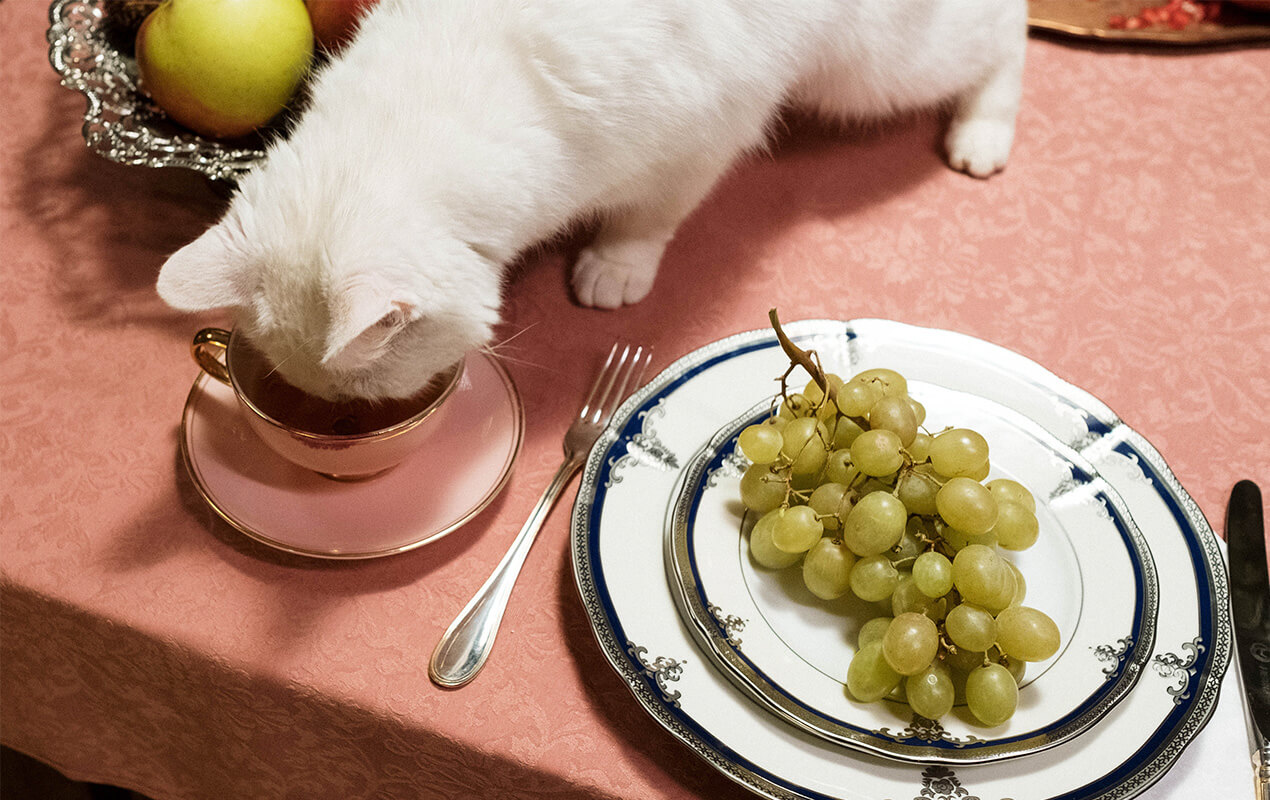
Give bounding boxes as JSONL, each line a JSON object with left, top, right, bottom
{"left": 229, "top": 338, "right": 454, "bottom": 436}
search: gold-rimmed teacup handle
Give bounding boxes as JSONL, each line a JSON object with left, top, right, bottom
{"left": 192, "top": 328, "right": 232, "bottom": 385}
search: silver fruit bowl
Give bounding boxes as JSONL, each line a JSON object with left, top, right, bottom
{"left": 46, "top": 0, "right": 269, "bottom": 182}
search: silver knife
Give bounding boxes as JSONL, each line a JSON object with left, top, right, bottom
{"left": 1229, "top": 479, "right": 1270, "bottom": 800}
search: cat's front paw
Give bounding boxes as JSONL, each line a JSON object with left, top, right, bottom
{"left": 572, "top": 240, "right": 663, "bottom": 309}
{"left": 945, "top": 118, "right": 1014, "bottom": 179}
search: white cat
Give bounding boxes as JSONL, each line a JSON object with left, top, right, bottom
{"left": 157, "top": 0, "right": 1027, "bottom": 401}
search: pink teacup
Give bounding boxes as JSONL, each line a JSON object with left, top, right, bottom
{"left": 191, "top": 328, "right": 463, "bottom": 480}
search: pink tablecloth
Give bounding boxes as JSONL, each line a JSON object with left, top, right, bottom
{"left": 3, "top": 2, "right": 1268, "bottom": 798}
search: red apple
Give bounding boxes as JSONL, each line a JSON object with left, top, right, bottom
{"left": 305, "top": 0, "right": 380, "bottom": 52}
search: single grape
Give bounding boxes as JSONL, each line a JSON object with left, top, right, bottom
{"left": 882, "top": 612, "right": 940, "bottom": 675}
{"left": 906, "top": 396, "right": 927, "bottom": 427}
{"left": 981, "top": 563, "right": 1018, "bottom": 615}
{"left": 824, "top": 448, "right": 858, "bottom": 485}
{"left": 986, "top": 477, "right": 1036, "bottom": 513}
{"left": 942, "top": 526, "right": 995, "bottom": 552}
{"left": 777, "top": 393, "right": 815, "bottom": 420}
{"left": 850, "top": 428, "right": 904, "bottom": 477}
{"left": 834, "top": 489, "right": 856, "bottom": 528}
{"left": 739, "top": 463, "right": 787, "bottom": 513}
{"left": 841, "top": 492, "right": 907, "bottom": 556}
{"left": 749, "top": 509, "right": 803, "bottom": 569}
{"left": 857, "top": 478, "right": 894, "bottom": 497}
{"left": 950, "top": 669, "right": 971, "bottom": 706}
{"left": 827, "top": 415, "right": 865, "bottom": 449}
{"left": 891, "top": 575, "right": 947, "bottom": 620}
{"left": 945, "top": 646, "right": 987, "bottom": 674}
{"left": 850, "top": 555, "right": 901, "bottom": 602}
{"left": 1006, "top": 560, "right": 1027, "bottom": 606}
{"left": 995, "top": 606, "right": 1061, "bottom": 662}
{"left": 888, "top": 524, "right": 924, "bottom": 566}
{"left": 789, "top": 470, "right": 820, "bottom": 493}
{"left": 738, "top": 424, "right": 783, "bottom": 464}
{"left": 802, "top": 375, "right": 844, "bottom": 407}
{"left": 912, "top": 551, "right": 954, "bottom": 598}
{"left": 1001, "top": 654, "right": 1027, "bottom": 684}
{"left": 942, "top": 526, "right": 970, "bottom": 552}
{"left": 808, "top": 482, "right": 847, "bottom": 531}
{"left": 779, "top": 416, "right": 818, "bottom": 456}
{"left": 896, "top": 466, "right": 940, "bottom": 516}
{"left": 846, "top": 641, "right": 902, "bottom": 703}
{"left": 952, "top": 544, "right": 1008, "bottom": 608}
{"left": 928, "top": 428, "right": 990, "bottom": 478}
{"left": 835, "top": 381, "right": 879, "bottom": 417}
{"left": 851, "top": 367, "right": 908, "bottom": 399}
{"left": 965, "top": 459, "right": 991, "bottom": 482}
{"left": 908, "top": 431, "right": 933, "bottom": 462}
{"left": 857, "top": 615, "right": 894, "bottom": 649}
{"left": 772, "top": 505, "right": 823, "bottom": 554}
{"left": 792, "top": 436, "right": 828, "bottom": 475}
{"left": 936, "top": 476, "right": 999, "bottom": 535}
{"left": 869, "top": 395, "right": 918, "bottom": 447}
{"left": 906, "top": 661, "right": 954, "bottom": 720}
{"left": 802, "top": 537, "right": 856, "bottom": 599}
{"left": 780, "top": 416, "right": 828, "bottom": 476}
{"left": 965, "top": 663, "right": 1018, "bottom": 726}
{"left": 992, "top": 501, "right": 1039, "bottom": 551}
{"left": 814, "top": 393, "right": 840, "bottom": 424}
{"left": 945, "top": 603, "right": 998, "bottom": 653}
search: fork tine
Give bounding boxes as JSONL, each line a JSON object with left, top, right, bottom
{"left": 586, "top": 344, "right": 631, "bottom": 424}
{"left": 593, "top": 345, "right": 651, "bottom": 425}
{"left": 578, "top": 343, "right": 621, "bottom": 421}
{"left": 609, "top": 346, "right": 648, "bottom": 418}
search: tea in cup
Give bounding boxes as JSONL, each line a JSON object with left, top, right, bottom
{"left": 191, "top": 328, "right": 463, "bottom": 480}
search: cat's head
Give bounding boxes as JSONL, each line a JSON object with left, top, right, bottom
{"left": 156, "top": 175, "right": 502, "bottom": 402}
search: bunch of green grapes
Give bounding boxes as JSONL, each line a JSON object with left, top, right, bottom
{"left": 738, "top": 314, "right": 1060, "bottom": 727}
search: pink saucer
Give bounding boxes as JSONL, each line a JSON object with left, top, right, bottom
{"left": 180, "top": 352, "right": 524, "bottom": 559}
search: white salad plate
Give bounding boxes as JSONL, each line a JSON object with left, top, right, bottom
{"left": 571, "top": 319, "right": 1229, "bottom": 800}
{"left": 665, "top": 387, "right": 1156, "bottom": 764}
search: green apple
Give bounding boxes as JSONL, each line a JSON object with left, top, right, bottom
{"left": 136, "top": 0, "right": 314, "bottom": 139}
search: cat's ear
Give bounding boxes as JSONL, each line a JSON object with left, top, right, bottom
{"left": 322, "top": 277, "right": 424, "bottom": 367}
{"left": 155, "top": 224, "right": 249, "bottom": 310}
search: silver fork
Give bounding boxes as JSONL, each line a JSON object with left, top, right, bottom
{"left": 429, "top": 343, "right": 651, "bottom": 688}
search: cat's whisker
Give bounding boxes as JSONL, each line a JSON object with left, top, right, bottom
{"left": 487, "top": 322, "right": 538, "bottom": 350}
{"left": 262, "top": 350, "right": 301, "bottom": 379}
{"left": 476, "top": 344, "right": 547, "bottom": 371}
{"left": 262, "top": 333, "right": 319, "bottom": 379}
{"left": 475, "top": 323, "right": 550, "bottom": 370}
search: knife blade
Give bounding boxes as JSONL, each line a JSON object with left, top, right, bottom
{"left": 1229, "top": 479, "right": 1270, "bottom": 800}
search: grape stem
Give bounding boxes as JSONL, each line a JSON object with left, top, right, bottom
{"left": 768, "top": 309, "right": 869, "bottom": 430}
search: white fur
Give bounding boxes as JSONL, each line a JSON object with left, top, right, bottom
{"left": 157, "top": 0, "right": 1027, "bottom": 400}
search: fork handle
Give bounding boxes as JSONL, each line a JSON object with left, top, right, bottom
{"left": 1257, "top": 744, "right": 1270, "bottom": 800}
{"left": 428, "top": 455, "right": 584, "bottom": 688}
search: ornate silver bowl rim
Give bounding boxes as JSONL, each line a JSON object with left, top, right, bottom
{"left": 45, "top": 0, "right": 267, "bottom": 182}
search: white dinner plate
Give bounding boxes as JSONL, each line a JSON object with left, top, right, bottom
{"left": 666, "top": 387, "right": 1157, "bottom": 763}
{"left": 571, "top": 319, "right": 1228, "bottom": 800}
